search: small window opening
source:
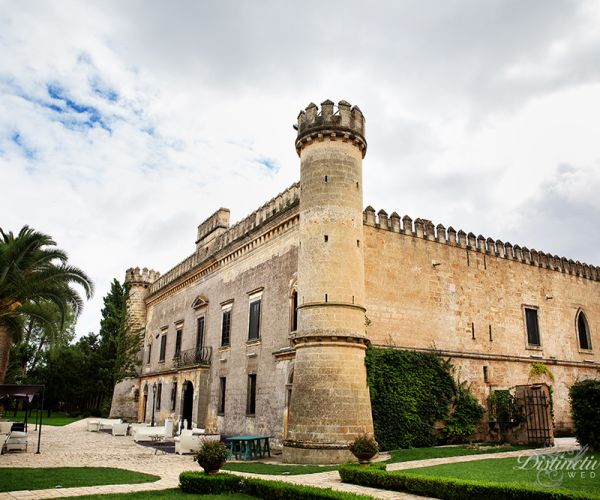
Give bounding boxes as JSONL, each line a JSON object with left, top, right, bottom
{"left": 483, "top": 366, "right": 489, "bottom": 383}
{"left": 357, "top": 240, "right": 360, "bottom": 247}
{"left": 325, "top": 175, "right": 328, "bottom": 182}
{"left": 324, "top": 235, "right": 328, "bottom": 242}
{"left": 471, "top": 322, "right": 475, "bottom": 339}
{"left": 325, "top": 293, "right": 328, "bottom": 302}
{"left": 489, "top": 324, "right": 493, "bottom": 342}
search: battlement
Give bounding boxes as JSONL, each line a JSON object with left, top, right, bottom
{"left": 124, "top": 267, "right": 160, "bottom": 285}
{"left": 148, "top": 182, "right": 300, "bottom": 296}
{"left": 295, "top": 100, "right": 367, "bottom": 158}
{"left": 363, "top": 206, "right": 600, "bottom": 282}
{"left": 196, "top": 208, "right": 230, "bottom": 249}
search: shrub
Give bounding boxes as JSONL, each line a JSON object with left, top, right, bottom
{"left": 194, "top": 441, "right": 229, "bottom": 473}
{"left": 444, "top": 385, "right": 485, "bottom": 443}
{"left": 569, "top": 379, "right": 600, "bottom": 451}
{"left": 179, "top": 471, "right": 372, "bottom": 499}
{"left": 489, "top": 389, "right": 525, "bottom": 440}
{"left": 348, "top": 434, "right": 379, "bottom": 456}
{"left": 366, "top": 347, "right": 456, "bottom": 450}
{"left": 338, "top": 464, "right": 590, "bottom": 499}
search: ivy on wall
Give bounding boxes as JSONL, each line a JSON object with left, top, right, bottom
{"left": 365, "top": 347, "right": 456, "bottom": 450}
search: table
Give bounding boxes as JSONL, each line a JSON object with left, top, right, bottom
{"left": 149, "top": 434, "right": 168, "bottom": 455}
{"left": 226, "top": 435, "right": 271, "bottom": 461}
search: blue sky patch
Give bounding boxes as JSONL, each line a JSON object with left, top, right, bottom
{"left": 257, "top": 157, "right": 280, "bottom": 173}
{"left": 11, "top": 131, "right": 36, "bottom": 159}
{"left": 46, "top": 83, "right": 112, "bottom": 132}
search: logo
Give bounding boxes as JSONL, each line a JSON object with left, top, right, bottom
{"left": 514, "top": 445, "right": 598, "bottom": 488}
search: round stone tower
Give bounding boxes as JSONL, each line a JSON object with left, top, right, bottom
{"left": 282, "top": 100, "right": 374, "bottom": 464}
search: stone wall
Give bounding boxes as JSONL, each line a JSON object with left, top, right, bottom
{"left": 363, "top": 215, "right": 599, "bottom": 431}
{"left": 138, "top": 205, "right": 299, "bottom": 447}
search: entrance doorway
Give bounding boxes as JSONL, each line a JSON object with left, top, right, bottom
{"left": 182, "top": 381, "right": 194, "bottom": 429}
{"left": 142, "top": 384, "right": 148, "bottom": 422}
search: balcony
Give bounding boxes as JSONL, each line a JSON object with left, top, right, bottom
{"left": 142, "top": 347, "right": 212, "bottom": 375}
{"left": 174, "top": 347, "right": 213, "bottom": 369}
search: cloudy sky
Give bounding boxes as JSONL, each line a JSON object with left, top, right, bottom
{"left": 1, "top": 0, "right": 599, "bottom": 337}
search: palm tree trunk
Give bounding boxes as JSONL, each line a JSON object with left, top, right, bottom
{"left": 0, "top": 322, "right": 11, "bottom": 384}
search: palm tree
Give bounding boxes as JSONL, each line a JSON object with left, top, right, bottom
{"left": 0, "top": 226, "right": 93, "bottom": 383}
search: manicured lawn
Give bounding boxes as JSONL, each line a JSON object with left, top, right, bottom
{"left": 0, "top": 467, "right": 159, "bottom": 492}
{"left": 72, "top": 490, "right": 256, "bottom": 499}
{"left": 1, "top": 410, "right": 82, "bottom": 426}
{"left": 401, "top": 452, "right": 600, "bottom": 496}
{"left": 222, "top": 461, "right": 338, "bottom": 475}
{"left": 386, "top": 444, "right": 530, "bottom": 463}
{"left": 220, "top": 444, "right": 531, "bottom": 475}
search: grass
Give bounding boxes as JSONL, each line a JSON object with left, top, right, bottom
{"left": 386, "top": 444, "right": 530, "bottom": 463}
{"left": 401, "top": 451, "right": 600, "bottom": 496}
{"left": 221, "top": 444, "right": 530, "bottom": 475}
{"left": 71, "top": 490, "right": 256, "bottom": 499}
{"left": 1, "top": 410, "right": 82, "bottom": 426}
{"left": 0, "top": 467, "right": 159, "bottom": 492}
{"left": 222, "top": 461, "right": 338, "bottom": 475}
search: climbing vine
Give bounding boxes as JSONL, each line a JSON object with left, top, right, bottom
{"left": 529, "top": 362, "right": 554, "bottom": 381}
{"left": 365, "top": 347, "right": 456, "bottom": 450}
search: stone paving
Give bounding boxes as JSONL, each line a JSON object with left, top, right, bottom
{"left": 0, "top": 420, "right": 579, "bottom": 500}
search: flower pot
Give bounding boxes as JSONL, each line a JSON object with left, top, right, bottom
{"left": 352, "top": 451, "right": 376, "bottom": 465}
{"left": 198, "top": 460, "right": 226, "bottom": 474}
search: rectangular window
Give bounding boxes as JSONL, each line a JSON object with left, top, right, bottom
{"left": 218, "top": 377, "right": 226, "bottom": 415}
{"left": 221, "top": 309, "right": 231, "bottom": 346}
{"left": 171, "top": 382, "right": 177, "bottom": 411}
{"left": 174, "top": 328, "right": 182, "bottom": 358}
{"left": 525, "top": 307, "right": 541, "bottom": 346}
{"left": 147, "top": 343, "right": 152, "bottom": 364}
{"left": 246, "top": 374, "right": 257, "bottom": 415}
{"left": 291, "top": 290, "right": 298, "bottom": 332}
{"left": 248, "top": 299, "right": 261, "bottom": 341}
{"left": 159, "top": 334, "right": 167, "bottom": 362}
{"left": 156, "top": 383, "right": 162, "bottom": 410}
{"left": 196, "top": 317, "right": 205, "bottom": 351}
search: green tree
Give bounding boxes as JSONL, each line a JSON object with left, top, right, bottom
{"left": 0, "top": 226, "right": 93, "bottom": 383}
{"left": 7, "top": 301, "right": 76, "bottom": 384}
{"left": 97, "top": 279, "right": 143, "bottom": 409}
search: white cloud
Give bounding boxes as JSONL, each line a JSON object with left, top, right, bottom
{"left": 1, "top": 0, "right": 599, "bottom": 336}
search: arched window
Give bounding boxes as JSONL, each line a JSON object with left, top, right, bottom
{"left": 577, "top": 310, "right": 592, "bottom": 350}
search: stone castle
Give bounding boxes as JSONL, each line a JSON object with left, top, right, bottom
{"left": 111, "top": 100, "right": 599, "bottom": 463}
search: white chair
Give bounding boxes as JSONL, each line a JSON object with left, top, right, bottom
{"left": 0, "top": 422, "right": 14, "bottom": 434}
{"left": 112, "top": 423, "right": 129, "bottom": 436}
{"left": 164, "top": 419, "right": 174, "bottom": 438}
{"left": 5, "top": 431, "right": 27, "bottom": 452}
{"left": 87, "top": 419, "right": 100, "bottom": 432}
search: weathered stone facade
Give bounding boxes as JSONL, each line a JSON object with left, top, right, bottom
{"left": 111, "top": 100, "right": 599, "bottom": 463}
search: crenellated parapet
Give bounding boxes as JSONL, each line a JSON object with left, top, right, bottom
{"left": 148, "top": 182, "right": 300, "bottom": 296}
{"left": 124, "top": 267, "right": 160, "bottom": 286}
{"left": 295, "top": 100, "right": 367, "bottom": 158}
{"left": 363, "top": 207, "right": 600, "bottom": 281}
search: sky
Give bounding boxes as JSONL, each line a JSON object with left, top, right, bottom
{"left": 1, "top": 0, "right": 599, "bottom": 338}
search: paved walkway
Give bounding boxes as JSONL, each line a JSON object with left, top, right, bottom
{"left": 0, "top": 420, "right": 579, "bottom": 499}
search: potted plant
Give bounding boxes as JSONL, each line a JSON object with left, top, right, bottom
{"left": 194, "top": 440, "right": 228, "bottom": 474}
{"left": 349, "top": 434, "right": 379, "bottom": 464}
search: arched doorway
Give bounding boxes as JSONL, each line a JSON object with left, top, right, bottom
{"left": 182, "top": 381, "right": 194, "bottom": 429}
{"left": 142, "top": 384, "right": 148, "bottom": 422}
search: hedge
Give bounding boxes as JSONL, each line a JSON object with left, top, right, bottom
{"left": 179, "top": 471, "right": 372, "bottom": 499}
{"left": 569, "top": 379, "right": 600, "bottom": 451}
{"left": 338, "top": 465, "right": 595, "bottom": 500}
